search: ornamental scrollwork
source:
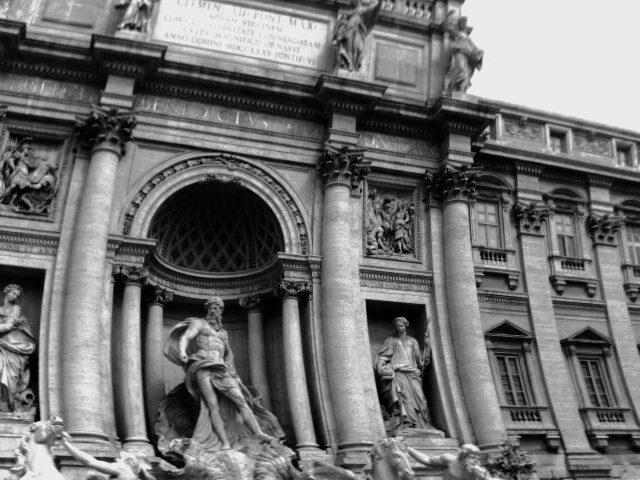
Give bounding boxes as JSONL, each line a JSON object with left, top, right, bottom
{"left": 76, "top": 106, "right": 136, "bottom": 155}
{"left": 274, "top": 280, "right": 310, "bottom": 300}
{"left": 149, "top": 285, "right": 173, "bottom": 305}
{"left": 239, "top": 294, "right": 261, "bottom": 311}
{"left": 113, "top": 265, "right": 148, "bottom": 285}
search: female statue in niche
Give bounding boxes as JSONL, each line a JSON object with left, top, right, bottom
{"left": 0, "top": 284, "right": 36, "bottom": 413}
{"left": 375, "top": 316, "right": 433, "bottom": 435}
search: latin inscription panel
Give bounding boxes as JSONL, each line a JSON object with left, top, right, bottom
{"left": 153, "top": 0, "right": 329, "bottom": 69}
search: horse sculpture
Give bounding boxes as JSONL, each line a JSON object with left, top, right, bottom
{"left": 302, "top": 437, "right": 414, "bottom": 480}
{"left": 8, "top": 416, "right": 65, "bottom": 480}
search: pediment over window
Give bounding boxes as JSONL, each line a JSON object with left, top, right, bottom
{"left": 485, "top": 320, "right": 532, "bottom": 340}
{"left": 562, "top": 327, "right": 611, "bottom": 346}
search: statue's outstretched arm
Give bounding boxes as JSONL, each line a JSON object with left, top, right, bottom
{"left": 60, "top": 435, "right": 123, "bottom": 476}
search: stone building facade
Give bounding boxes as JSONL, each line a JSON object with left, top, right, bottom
{"left": 0, "top": 0, "right": 638, "bottom": 479}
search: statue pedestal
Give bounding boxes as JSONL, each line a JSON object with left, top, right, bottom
{"left": 0, "top": 412, "right": 35, "bottom": 461}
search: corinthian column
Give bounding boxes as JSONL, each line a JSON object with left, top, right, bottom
{"left": 144, "top": 286, "right": 173, "bottom": 427}
{"left": 319, "top": 145, "right": 383, "bottom": 462}
{"left": 274, "top": 281, "right": 318, "bottom": 451}
{"left": 112, "top": 265, "right": 153, "bottom": 455}
{"left": 239, "top": 295, "right": 271, "bottom": 410}
{"left": 425, "top": 165, "right": 505, "bottom": 447}
{"left": 60, "top": 107, "right": 136, "bottom": 451}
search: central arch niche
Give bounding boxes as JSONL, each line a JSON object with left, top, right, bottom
{"left": 149, "top": 180, "right": 285, "bottom": 275}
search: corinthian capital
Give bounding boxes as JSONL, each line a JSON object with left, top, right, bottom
{"left": 239, "top": 294, "right": 261, "bottom": 311}
{"left": 113, "top": 265, "right": 148, "bottom": 285}
{"left": 424, "top": 165, "right": 480, "bottom": 203}
{"left": 514, "top": 203, "right": 549, "bottom": 234}
{"left": 274, "top": 280, "right": 310, "bottom": 300}
{"left": 149, "top": 285, "right": 173, "bottom": 305}
{"left": 319, "top": 143, "right": 370, "bottom": 189}
{"left": 588, "top": 212, "right": 623, "bottom": 245}
{"left": 76, "top": 106, "right": 136, "bottom": 155}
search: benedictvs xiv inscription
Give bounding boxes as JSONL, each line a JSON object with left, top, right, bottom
{"left": 154, "top": 0, "right": 328, "bottom": 69}
{"left": 135, "top": 95, "right": 324, "bottom": 139}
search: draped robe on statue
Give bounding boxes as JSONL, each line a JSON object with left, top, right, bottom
{"left": 162, "top": 319, "right": 284, "bottom": 454}
{"left": 375, "top": 334, "right": 431, "bottom": 434}
{"left": 0, "top": 308, "right": 36, "bottom": 411}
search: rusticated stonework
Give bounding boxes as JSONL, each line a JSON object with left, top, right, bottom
{"left": 587, "top": 213, "right": 623, "bottom": 245}
{"left": 424, "top": 165, "right": 480, "bottom": 203}
{"left": 76, "top": 106, "right": 136, "bottom": 155}
{"left": 514, "top": 203, "right": 549, "bottom": 234}
{"left": 319, "top": 144, "right": 371, "bottom": 190}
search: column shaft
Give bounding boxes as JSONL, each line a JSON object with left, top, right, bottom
{"left": 61, "top": 146, "right": 120, "bottom": 443}
{"left": 118, "top": 278, "right": 153, "bottom": 454}
{"left": 247, "top": 308, "right": 272, "bottom": 410}
{"left": 442, "top": 199, "right": 505, "bottom": 447}
{"left": 281, "top": 294, "right": 317, "bottom": 449}
{"left": 145, "top": 302, "right": 166, "bottom": 424}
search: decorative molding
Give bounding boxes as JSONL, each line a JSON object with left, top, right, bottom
{"left": 359, "top": 268, "right": 432, "bottom": 292}
{"left": 320, "top": 143, "right": 370, "bottom": 190}
{"left": 514, "top": 161, "right": 545, "bottom": 176}
{"left": 0, "top": 228, "right": 59, "bottom": 256}
{"left": 477, "top": 291, "right": 529, "bottom": 305}
{"left": 1, "top": 60, "right": 99, "bottom": 83}
{"left": 502, "top": 117, "right": 544, "bottom": 143}
{"left": 424, "top": 165, "right": 481, "bottom": 203}
{"left": 553, "top": 299, "right": 607, "bottom": 313}
{"left": 122, "top": 154, "right": 310, "bottom": 255}
{"left": 75, "top": 106, "right": 136, "bottom": 155}
{"left": 358, "top": 118, "right": 431, "bottom": 139}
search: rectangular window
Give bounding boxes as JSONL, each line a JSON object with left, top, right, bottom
{"left": 579, "top": 357, "right": 613, "bottom": 407}
{"left": 550, "top": 131, "right": 566, "bottom": 153}
{"left": 477, "top": 201, "right": 500, "bottom": 248}
{"left": 555, "top": 214, "right": 577, "bottom": 257}
{"left": 617, "top": 147, "right": 632, "bottom": 167}
{"left": 495, "top": 353, "right": 530, "bottom": 406}
{"left": 626, "top": 225, "right": 640, "bottom": 264}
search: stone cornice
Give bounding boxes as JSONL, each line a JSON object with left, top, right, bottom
{"left": 359, "top": 268, "right": 432, "bottom": 292}
{"left": 107, "top": 235, "right": 156, "bottom": 266}
{"left": 0, "top": 18, "right": 25, "bottom": 61}
{"left": 429, "top": 95, "right": 498, "bottom": 139}
{"left": 91, "top": 34, "right": 166, "bottom": 80}
{"left": 553, "top": 299, "right": 607, "bottom": 313}
{"left": 0, "top": 228, "right": 59, "bottom": 256}
{"left": 315, "top": 74, "right": 387, "bottom": 116}
{"left": 477, "top": 291, "right": 529, "bottom": 305}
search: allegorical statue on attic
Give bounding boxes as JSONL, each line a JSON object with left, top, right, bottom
{"left": 443, "top": 12, "right": 484, "bottom": 95}
{"left": 115, "top": 0, "right": 159, "bottom": 33}
{"left": 0, "top": 284, "right": 36, "bottom": 414}
{"left": 375, "top": 317, "right": 434, "bottom": 435}
{"left": 0, "top": 138, "right": 58, "bottom": 215}
{"left": 159, "top": 297, "right": 297, "bottom": 479}
{"left": 333, "top": 0, "right": 382, "bottom": 72}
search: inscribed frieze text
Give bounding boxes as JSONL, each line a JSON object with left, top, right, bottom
{"left": 359, "top": 132, "right": 436, "bottom": 157}
{"left": 154, "top": 0, "right": 329, "bottom": 69}
{"left": 135, "top": 95, "right": 324, "bottom": 139}
{"left": 0, "top": 74, "right": 99, "bottom": 103}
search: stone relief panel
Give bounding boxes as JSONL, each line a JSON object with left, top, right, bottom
{"left": 0, "top": 136, "right": 60, "bottom": 217}
{"left": 502, "top": 117, "right": 544, "bottom": 143}
{"left": 364, "top": 180, "right": 420, "bottom": 261}
{"left": 573, "top": 131, "right": 611, "bottom": 156}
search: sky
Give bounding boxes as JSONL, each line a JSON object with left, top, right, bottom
{"left": 462, "top": 0, "right": 640, "bottom": 133}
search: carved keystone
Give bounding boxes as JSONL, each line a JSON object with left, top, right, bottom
{"left": 514, "top": 203, "right": 549, "bottom": 234}
{"left": 320, "top": 143, "right": 370, "bottom": 190}
{"left": 424, "top": 164, "right": 480, "bottom": 203}
{"left": 76, "top": 106, "right": 136, "bottom": 155}
{"left": 587, "top": 213, "right": 623, "bottom": 245}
